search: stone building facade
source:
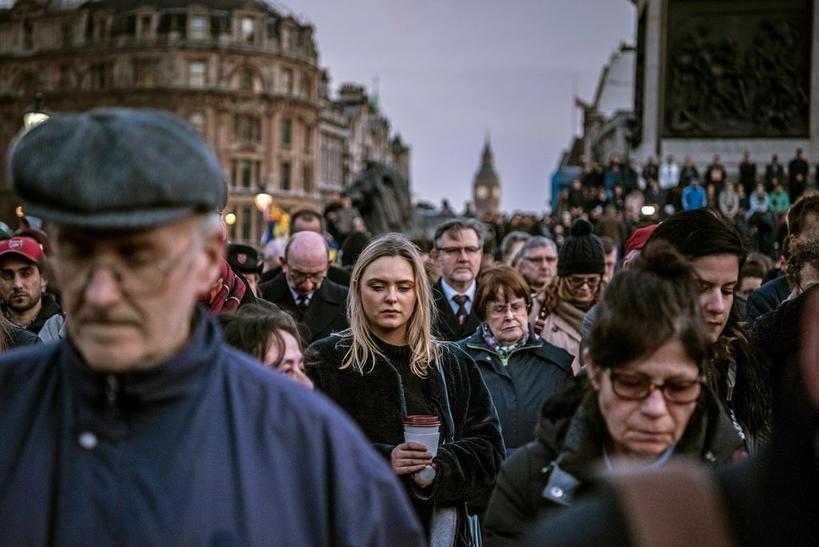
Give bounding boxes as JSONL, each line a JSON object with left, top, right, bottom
{"left": 0, "top": 0, "right": 410, "bottom": 247}
{"left": 317, "top": 80, "right": 410, "bottom": 201}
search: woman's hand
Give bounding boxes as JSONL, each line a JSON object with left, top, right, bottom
{"left": 391, "top": 442, "right": 433, "bottom": 476}
{"left": 411, "top": 463, "right": 439, "bottom": 489}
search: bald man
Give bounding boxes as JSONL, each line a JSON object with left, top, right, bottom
{"left": 259, "top": 232, "right": 349, "bottom": 343}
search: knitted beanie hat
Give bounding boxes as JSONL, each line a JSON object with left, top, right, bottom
{"left": 558, "top": 219, "right": 605, "bottom": 277}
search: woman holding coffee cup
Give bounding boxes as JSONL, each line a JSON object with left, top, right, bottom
{"left": 309, "top": 233, "right": 505, "bottom": 546}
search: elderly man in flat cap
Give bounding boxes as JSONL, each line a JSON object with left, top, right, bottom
{"left": 0, "top": 108, "right": 423, "bottom": 546}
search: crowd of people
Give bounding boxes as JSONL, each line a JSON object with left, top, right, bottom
{"left": 0, "top": 107, "right": 817, "bottom": 546}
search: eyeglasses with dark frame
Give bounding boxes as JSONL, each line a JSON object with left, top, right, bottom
{"left": 608, "top": 370, "right": 704, "bottom": 404}
{"left": 288, "top": 269, "right": 327, "bottom": 284}
{"left": 566, "top": 275, "right": 602, "bottom": 290}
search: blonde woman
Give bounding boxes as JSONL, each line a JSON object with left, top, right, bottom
{"left": 308, "top": 233, "right": 504, "bottom": 546}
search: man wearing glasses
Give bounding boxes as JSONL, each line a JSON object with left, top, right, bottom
{"left": 0, "top": 108, "right": 422, "bottom": 545}
{"left": 516, "top": 236, "right": 559, "bottom": 293}
{"left": 259, "top": 230, "right": 349, "bottom": 343}
{"left": 430, "top": 218, "right": 485, "bottom": 341}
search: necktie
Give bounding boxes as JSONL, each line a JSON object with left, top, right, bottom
{"left": 453, "top": 294, "right": 469, "bottom": 325}
{"left": 296, "top": 295, "right": 309, "bottom": 314}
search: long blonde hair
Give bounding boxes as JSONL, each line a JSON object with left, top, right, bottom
{"left": 339, "top": 233, "right": 439, "bottom": 377}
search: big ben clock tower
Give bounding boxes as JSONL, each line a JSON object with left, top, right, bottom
{"left": 473, "top": 137, "right": 500, "bottom": 217}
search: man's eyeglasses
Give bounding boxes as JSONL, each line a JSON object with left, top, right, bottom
{"left": 608, "top": 370, "right": 704, "bottom": 404}
{"left": 488, "top": 299, "right": 527, "bottom": 316}
{"left": 437, "top": 246, "right": 482, "bottom": 257}
{"left": 524, "top": 255, "right": 557, "bottom": 264}
{"left": 58, "top": 246, "right": 191, "bottom": 297}
{"left": 288, "top": 269, "right": 327, "bottom": 284}
{"left": 566, "top": 275, "right": 601, "bottom": 290}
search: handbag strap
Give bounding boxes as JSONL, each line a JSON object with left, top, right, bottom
{"left": 609, "top": 461, "right": 734, "bottom": 547}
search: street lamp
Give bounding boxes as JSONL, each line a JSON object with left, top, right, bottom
{"left": 254, "top": 191, "right": 273, "bottom": 213}
{"left": 22, "top": 93, "right": 51, "bottom": 130}
{"left": 224, "top": 212, "right": 237, "bottom": 225}
{"left": 254, "top": 180, "right": 273, "bottom": 213}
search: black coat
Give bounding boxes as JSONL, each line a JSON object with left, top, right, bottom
{"left": 258, "top": 272, "right": 349, "bottom": 343}
{"left": 432, "top": 280, "right": 482, "bottom": 342}
{"left": 0, "top": 312, "right": 424, "bottom": 545}
{"left": 308, "top": 335, "right": 506, "bottom": 546}
{"left": 520, "top": 435, "right": 818, "bottom": 547}
{"left": 458, "top": 326, "right": 573, "bottom": 450}
{"left": 483, "top": 378, "right": 744, "bottom": 547}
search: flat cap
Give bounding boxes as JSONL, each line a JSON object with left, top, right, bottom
{"left": 10, "top": 108, "right": 227, "bottom": 230}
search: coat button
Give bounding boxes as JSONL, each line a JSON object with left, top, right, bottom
{"left": 550, "top": 486, "right": 563, "bottom": 498}
{"left": 78, "top": 431, "right": 98, "bottom": 450}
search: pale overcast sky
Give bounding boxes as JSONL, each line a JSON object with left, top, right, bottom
{"left": 291, "top": 0, "right": 635, "bottom": 213}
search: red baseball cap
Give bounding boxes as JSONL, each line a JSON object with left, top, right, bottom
{"left": 0, "top": 236, "right": 45, "bottom": 263}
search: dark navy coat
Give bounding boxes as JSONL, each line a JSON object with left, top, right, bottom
{"left": 0, "top": 312, "right": 423, "bottom": 546}
{"left": 459, "top": 327, "right": 573, "bottom": 450}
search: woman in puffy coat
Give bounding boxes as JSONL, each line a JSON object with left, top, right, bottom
{"left": 308, "top": 233, "right": 504, "bottom": 546}
{"left": 482, "top": 243, "right": 745, "bottom": 547}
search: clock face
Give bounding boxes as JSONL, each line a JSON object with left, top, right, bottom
{"left": 491, "top": 187, "right": 500, "bottom": 198}
{"left": 476, "top": 186, "right": 488, "bottom": 199}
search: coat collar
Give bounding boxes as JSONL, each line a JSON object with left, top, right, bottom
{"left": 463, "top": 325, "right": 570, "bottom": 370}
{"left": 63, "top": 308, "right": 221, "bottom": 410}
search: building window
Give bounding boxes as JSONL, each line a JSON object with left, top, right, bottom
{"left": 281, "top": 68, "right": 293, "bottom": 95}
{"left": 280, "top": 161, "right": 291, "bottom": 191}
{"left": 138, "top": 15, "right": 152, "bottom": 39}
{"left": 190, "top": 15, "right": 207, "bottom": 40}
{"left": 299, "top": 74, "right": 312, "bottom": 99}
{"left": 303, "top": 165, "right": 313, "bottom": 194}
{"left": 91, "top": 63, "right": 110, "bottom": 89}
{"left": 23, "top": 19, "right": 33, "bottom": 49}
{"left": 238, "top": 68, "right": 254, "bottom": 91}
{"left": 234, "top": 114, "right": 261, "bottom": 143}
{"left": 303, "top": 125, "right": 312, "bottom": 154}
{"left": 134, "top": 59, "right": 159, "bottom": 88}
{"left": 240, "top": 16, "right": 255, "bottom": 43}
{"left": 59, "top": 65, "right": 72, "bottom": 88}
{"left": 62, "top": 24, "right": 73, "bottom": 47}
{"left": 189, "top": 111, "right": 206, "bottom": 134}
{"left": 241, "top": 205, "right": 253, "bottom": 241}
{"left": 281, "top": 118, "right": 292, "bottom": 148}
{"left": 280, "top": 26, "right": 290, "bottom": 50}
{"left": 94, "top": 16, "right": 109, "bottom": 42}
{"left": 188, "top": 61, "right": 206, "bottom": 87}
{"left": 230, "top": 159, "right": 261, "bottom": 188}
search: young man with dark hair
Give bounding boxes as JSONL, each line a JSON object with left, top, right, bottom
{"left": 0, "top": 234, "right": 60, "bottom": 334}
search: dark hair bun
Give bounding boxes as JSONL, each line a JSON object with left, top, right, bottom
{"left": 570, "top": 219, "right": 593, "bottom": 237}
{"left": 632, "top": 241, "right": 695, "bottom": 281}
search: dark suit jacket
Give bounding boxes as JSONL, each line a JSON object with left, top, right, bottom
{"left": 432, "top": 280, "right": 482, "bottom": 342}
{"left": 259, "top": 273, "right": 349, "bottom": 343}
